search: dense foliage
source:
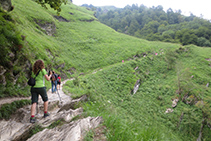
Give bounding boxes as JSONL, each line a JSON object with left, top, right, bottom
{"left": 34, "top": 0, "right": 68, "bottom": 13}
{"left": 0, "top": 9, "right": 31, "bottom": 97}
{"left": 83, "top": 4, "right": 211, "bottom": 47}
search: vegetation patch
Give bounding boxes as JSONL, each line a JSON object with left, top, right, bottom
{"left": 48, "top": 119, "right": 66, "bottom": 129}
{"left": 0, "top": 99, "right": 31, "bottom": 120}
{"left": 64, "top": 45, "right": 211, "bottom": 140}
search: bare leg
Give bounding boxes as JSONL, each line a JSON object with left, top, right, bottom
{"left": 44, "top": 101, "right": 48, "bottom": 112}
{"left": 31, "top": 103, "right": 37, "bottom": 116}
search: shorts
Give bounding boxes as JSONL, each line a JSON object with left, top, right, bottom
{"left": 31, "top": 87, "right": 48, "bottom": 104}
{"left": 58, "top": 81, "right": 61, "bottom": 85}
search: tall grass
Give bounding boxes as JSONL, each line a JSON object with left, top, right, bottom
{"left": 64, "top": 45, "right": 211, "bottom": 140}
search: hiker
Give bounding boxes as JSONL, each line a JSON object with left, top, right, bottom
{"left": 51, "top": 71, "right": 58, "bottom": 93}
{"left": 30, "top": 59, "right": 52, "bottom": 123}
{"left": 57, "top": 75, "right": 61, "bottom": 90}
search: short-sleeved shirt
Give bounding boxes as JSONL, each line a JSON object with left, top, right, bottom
{"left": 32, "top": 69, "right": 47, "bottom": 88}
{"left": 58, "top": 76, "right": 61, "bottom": 82}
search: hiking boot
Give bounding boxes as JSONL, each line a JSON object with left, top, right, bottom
{"left": 43, "top": 112, "right": 50, "bottom": 118}
{"left": 30, "top": 117, "right": 37, "bottom": 123}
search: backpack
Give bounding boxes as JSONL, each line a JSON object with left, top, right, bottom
{"left": 27, "top": 70, "right": 40, "bottom": 86}
{"left": 54, "top": 74, "right": 58, "bottom": 80}
{"left": 57, "top": 77, "right": 60, "bottom": 83}
{"left": 51, "top": 74, "right": 56, "bottom": 82}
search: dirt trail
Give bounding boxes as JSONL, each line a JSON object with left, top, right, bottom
{"left": 0, "top": 79, "right": 70, "bottom": 107}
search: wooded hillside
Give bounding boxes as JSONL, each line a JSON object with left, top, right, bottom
{"left": 83, "top": 4, "right": 211, "bottom": 47}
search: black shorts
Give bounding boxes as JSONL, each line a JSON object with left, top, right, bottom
{"left": 31, "top": 87, "right": 48, "bottom": 104}
{"left": 58, "top": 81, "right": 61, "bottom": 85}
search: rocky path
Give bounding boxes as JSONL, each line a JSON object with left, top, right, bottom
{"left": 0, "top": 79, "right": 103, "bottom": 141}
{"left": 0, "top": 79, "right": 70, "bottom": 107}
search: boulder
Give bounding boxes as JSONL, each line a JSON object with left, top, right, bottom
{"left": 172, "top": 98, "right": 179, "bottom": 108}
{"left": 0, "top": 0, "right": 13, "bottom": 12}
{"left": 165, "top": 108, "right": 173, "bottom": 114}
{"left": 28, "top": 116, "right": 103, "bottom": 141}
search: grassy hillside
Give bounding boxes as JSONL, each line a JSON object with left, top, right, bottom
{"left": 12, "top": 0, "right": 181, "bottom": 72}
{"left": 64, "top": 45, "right": 211, "bottom": 140}
{"left": 0, "top": 0, "right": 179, "bottom": 97}
{"left": 1, "top": 0, "right": 211, "bottom": 140}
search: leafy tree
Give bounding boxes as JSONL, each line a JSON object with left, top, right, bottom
{"left": 196, "top": 27, "right": 211, "bottom": 39}
{"left": 94, "top": 3, "right": 211, "bottom": 47}
{"left": 127, "top": 19, "right": 139, "bottom": 35}
{"left": 181, "top": 31, "right": 197, "bottom": 45}
{"left": 162, "top": 30, "right": 175, "bottom": 39}
{"left": 139, "top": 21, "right": 159, "bottom": 37}
{"left": 197, "top": 37, "right": 211, "bottom": 47}
{"left": 167, "top": 8, "right": 177, "bottom": 24}
{"left": 146, "top": 33, "right": 163, "bottom": 41}
{"left": 0, "top": 0, "right": 67, "bottom": 13}
{"left": 35, "top": 0, "right": 67, "bottom": 13}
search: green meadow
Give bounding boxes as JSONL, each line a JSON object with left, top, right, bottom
{"left": 1, "top": 0, "right": 211, "bottom": 140}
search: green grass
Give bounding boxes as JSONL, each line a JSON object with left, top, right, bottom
{"left": 2, "top": 0, "right": 211, "bottom": 140}
{"left": 0, "top": 0, "right": 178, "bottom": 98}
{"left": 48, "top": 119, "right": 65, "bottom": 129}
{"left": 11, "top": 0, "right": 180, "bottom": 73}
{"left": 0, "top": 100, "right": 31, "bottom": 120}
{"left": 64, "top": 45, "right": 211, "bottom": 140}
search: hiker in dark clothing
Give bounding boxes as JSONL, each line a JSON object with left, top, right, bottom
{"left": 51, "top": 71, "right": 58, "bottom": 93}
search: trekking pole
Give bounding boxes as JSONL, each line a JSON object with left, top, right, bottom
{"left": 36, "top": 96, "right": 39, "bottom": 115}
{"left": 57, "top": 89, "right": 62, "bottom": 101}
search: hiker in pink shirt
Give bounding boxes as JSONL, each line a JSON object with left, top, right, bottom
{"left": 57, "top": 75, "right": 61, "bottom": 90}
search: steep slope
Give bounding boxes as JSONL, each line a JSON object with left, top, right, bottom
{"left": 64, "top": 45, "right": 211, "bottom": 140}
{"left": 1, "top": 0, "right": 180, "bottom": 98}
{"left": 1, "top": 0, "right": 211, "bottom": 140}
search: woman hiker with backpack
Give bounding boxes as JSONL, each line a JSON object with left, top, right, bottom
{"left": 30, "top": 59, "right": 52, "bottom": 123}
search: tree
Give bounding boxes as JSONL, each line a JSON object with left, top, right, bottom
{"left": 197, "top": 37, "right": 211, "bottom": 47}
{"left": 0, "top": 0, "right": 67, "bottom": 13}
{"left": 139, "top": 21, "right": 159, "bottom": 37}
{"left": 146, "top": 33, "right": 163, "bottom": 41}
{"left": 35, "top": 0, "right": 67, "bottom": 13}
{"left": 162, "top": 30, "right": 175, "bottom": 39}
{"left": 181, "top": 31, "right": 197, "bottom": 45}
{"left": 127, "top": 19, "right": 139, "bottom": 35}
